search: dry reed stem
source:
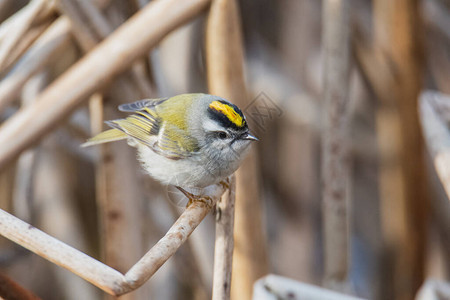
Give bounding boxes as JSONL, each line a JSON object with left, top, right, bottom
{"left": 373, "top": 1, "right": 426, "bottom": 298}
{"left": 2, "top": 20, "right": 52, "bottom": 73}
{"left": 0, "top": 0, "right": 49, "bottom": 71}
{"left": 12, "top": 71, "right": 47, "bottom": 223}
{"left": 0, "top": 17, "right": 72, "bottom": 112}
{"left": 0, "top": 0, "right": 210, "bottom": 169}
{"left": 212, "top": 175, "right": 235, "bottom": 300}
{"left": 58, "top": 0, "right": 153, "bottom": 100}
{"left": 0, "top": 184, "right": 225, "bottom": 296}
{"left": 206, "top": 0, "right": 268, "bottom": 298}
{"left": 321, "top": 0, "right": 351, "bottom": 288}
{"left": 253, "top": 275, "right": 366, "bottom": 300}
{"left": 419, "top": 91, "right": 450, "bottom": 199}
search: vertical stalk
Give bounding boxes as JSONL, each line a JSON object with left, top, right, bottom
{"left": 374, "top": 1, "right": 426, "bottom": 298}
{"left": 321, "top": 0, "right": 351, "bottom": 289}
{"left": 212, "top": 176, "right": 236, "bottom": 300}
{"left": 206, "top": 0, "right": 268, "bottom": 298}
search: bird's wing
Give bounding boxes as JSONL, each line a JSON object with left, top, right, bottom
{"left": 118, "top": 98, "right": 169, "bottom": 112}
{"left": 110, "top": 99, "right": 198, "bottom": 160}
{"left": 153, "top": 123, "right": 199, "bottom": 160}
{"left": 81, "top": 129, "right": 127, "bottom": 147}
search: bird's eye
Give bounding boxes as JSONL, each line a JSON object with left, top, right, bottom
{"left": 215, "top": 131, "right": 228, "bottom": 139}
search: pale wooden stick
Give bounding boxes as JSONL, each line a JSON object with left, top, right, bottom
{"left": 0, "top": 17, "right": 73, "bottom": 112}
{"left": 0, "top": 0, "right": 48, "bottom": 71}
{"left": 419, "top": 91, "right": 450, "bottom": 199}
{"left": 58, "top": 0, "right": 153, "bottom": 99}
{"left": 0, "top": 184, "right": 225, "bottom": 296}
{"left": 0, "top": 208, "right": 128, "bottom": 295}
{"left": 206, "top": 1, "right": 268, "bottom": 298}
{"left": 253, "top": 275, "right": 366, "bottom": 300}
{"left": 2, "top": 20, "right": 52, "bottom": 74}
{"left": 124, "top": 198, "right": 218, "bottom": 289}
{"left": 0, "top": 0, "right": 210, "bottom": 168}
{"left": 212, "top": 175, "right": 236, "bottom": 300}
{"left": 321, "top": 0, "right": 351, "bottom": 290}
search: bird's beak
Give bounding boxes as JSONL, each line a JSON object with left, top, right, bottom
{"left": 241, "top": 132, "right": 259, "bottom": 141}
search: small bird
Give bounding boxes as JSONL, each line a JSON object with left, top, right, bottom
{"left": 83, "top": 93, "right": 257, "bottom": 200}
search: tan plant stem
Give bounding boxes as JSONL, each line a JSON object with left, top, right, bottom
{"left": 212, "top": 175, "right": 236, "bottom": 300}
{"left": 0, "top": 185, "right": 224, "bottom": 296}
{"left": 0, "top": 0, "right": 210, "bottom": 169}
{"left": 0, "top": 17, "right": 73, "bottom": 112}
{"left": 321, "top": 0, "right": 351, "bottom": 289}
{"left": 0, "top": 0, "right": 50, "bottom": 71}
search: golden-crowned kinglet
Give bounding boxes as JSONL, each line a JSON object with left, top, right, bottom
{"left": 83, "top": 93, "right": 258, "bottom": 191}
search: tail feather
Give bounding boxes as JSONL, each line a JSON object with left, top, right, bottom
{"left": 81, "top": 128, "right": 127, "bottom": 147}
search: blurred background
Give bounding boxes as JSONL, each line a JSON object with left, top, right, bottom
{"left": 0, "top": 0, "right": 449, "bottom": 299}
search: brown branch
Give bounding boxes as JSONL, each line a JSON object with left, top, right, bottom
{"left": 373, "top": 1, "right": 427, "bottom": 299}
{"left": 212, "top": 175, "right": 235, "bottom": 300}
{"left": 321, "top": 0, "right": 351, "bottom": 289}
{"left": 0, "top": 0, "right": 210, "bottom": 169}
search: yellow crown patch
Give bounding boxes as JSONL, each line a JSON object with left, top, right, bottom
{"left": 209, "top": 101, "right": 245, "bottom": 128}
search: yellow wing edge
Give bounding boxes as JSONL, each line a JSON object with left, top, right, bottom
{"left": 81, "top": 128, "right": 127, "bottom": 147}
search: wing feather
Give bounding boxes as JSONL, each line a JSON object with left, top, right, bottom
{"left": 81, "top": 129, "right": 127, "bottom": 147}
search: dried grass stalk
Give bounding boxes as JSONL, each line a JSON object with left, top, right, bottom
{"left": 0, "top": 183, "right": 225, "bottom": 296}
{"left": 0, "top": 17, "right": 73, "bottom": 112}
{"left": 0, "top": 0, "right": 210, "bottom": 169}
{"left": 0, "top": 0, "right": 51, "bottom": 71}
{"left": 321, "top": 0, "right": 351, "bottom": 288}
{"left": 212, "top": 175, "right": 236, "bottom": 300}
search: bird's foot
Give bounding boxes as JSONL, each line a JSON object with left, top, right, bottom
{"left": 218, "top": 177, "right": 231, "bottom": 190}
{"left": 176, "top": 187, "right": 214, "bottom": 208}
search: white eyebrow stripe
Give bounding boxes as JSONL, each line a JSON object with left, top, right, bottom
{"left": 203, "top": 119, "right": 225, "bottom": 132}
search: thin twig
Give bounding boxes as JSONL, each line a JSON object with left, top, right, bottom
{"left": 0, "top": 184, "right": 225, "bottom": 296}
{"left": 321, "top": 0, "right": 351, "bottom": 289}
{"left": 212, "top": 175, "right": 235, "bottom": 300}
{"left": 0, "top": 0, "right": 210, "bottom": 169}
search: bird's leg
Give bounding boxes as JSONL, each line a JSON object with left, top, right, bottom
{"left": 218, "top": 178, "right": 231, "bottom": 190}
{"left": 176, "top": 186, "right": 213, "bottom": 208}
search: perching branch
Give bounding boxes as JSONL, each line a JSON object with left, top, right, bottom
{"left": 0, "top": 184, "right": 226, "bottom": 296}
{"left": 212, "top": 175, "right": 235, "bottom": 300}
{"left": 0, "top": 0, "right": 210, "bottom": 169}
